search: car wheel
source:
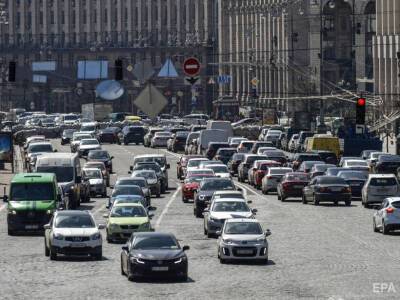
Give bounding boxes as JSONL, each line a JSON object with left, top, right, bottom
{"left": 204, "top": 225, "right": 207, "bottom": 235}
{"left": 106, "top": 232, "right": 112, "bottom": 243}
{"left": 313, "top": 195, "right": 319, "bottom": 206}
{"left": 345, "top": 200, "right": 351, "bottom": 206}
{"left": 182, "top": 195, "right": 188, "bottom": 203}
{"left": 94, "top": 250, "right": 102, "bottom": 261}
{"left": 45, "top": 241, "right": 50, "bottom": 257}
{"left": 179, "top": 274, "right": 188, "bottom": 282}
{"left": 373, "top": 219, "right": 379, "bottom": 233}
{"left": 281, "top": 195, "right": 286, "bottom": 202}
{"left": 195, "top": 209, "right": 202, "bottom": 218}
{"left": 382, "top": 221, "right": 389, "bottom": 235}
{"left": 261, "top": 258, "right": 269, "bottom": 265}
{"left": 124, "top": 142, "right": 128, "bottom": 145}
{"left": 334, "top": 201, "right": 339, "bottom": 206}
{"left": 264, "top": 189, "right": 269, "bottom": 195}
{"left": 127, "top": 271, "right": 135, "bottom": 282}
{"left": 7, "top": 228, "right": 14, "bottom": 236}
{"left": 50, "top": 247, "right": 57, "bottom": 260}
{"left": 277, "top": 193, "right": 281, "bottom": 201}
{"left": 302, "top": 195, "right": 307, "bottom": 204}
{"left": 219, "top": 258, "right": 227, "bottom": 264}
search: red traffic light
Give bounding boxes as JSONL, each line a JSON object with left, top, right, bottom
{"left": 357, "top": 98, "right": 366, "bottom": 106}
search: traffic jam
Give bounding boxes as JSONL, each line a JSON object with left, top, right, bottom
{"left": 4, "top": 114, "right": 400, "bottom": 282}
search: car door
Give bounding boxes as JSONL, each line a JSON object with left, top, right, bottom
{"left": 376, "top": 200, "right": 387, "bottom": 227}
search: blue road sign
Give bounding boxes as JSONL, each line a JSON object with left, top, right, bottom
{"left": 217, "top": 75, "right": 232, "bottom": 85}
{"left": 158, "top": 58, "right": 179, "bottom": 78}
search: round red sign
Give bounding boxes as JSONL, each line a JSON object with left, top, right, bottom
{"left": 183, "top": 58, "right": 201, "bottom": 77}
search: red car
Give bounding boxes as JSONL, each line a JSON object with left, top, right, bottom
{"left": 277, "top": 172, "right": 310, "bottom": 201}
{"left": 254, "top": 161, "right": 282, "bottom": 189}
{"left": 181, "top": 174, "right": 215, "bottom": 203}
{"left": 177, "top": 155, "right": 204, "bottom": 180}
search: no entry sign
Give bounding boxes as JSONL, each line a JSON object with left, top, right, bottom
{"left": 183, "top": 58, "right": 201, "bottom": 77}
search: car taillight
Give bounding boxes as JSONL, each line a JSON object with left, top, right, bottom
{"left": 318, "top": 187, "right": 329, "bottom": 192}
{"left": 386, "top": 207, "right": 394, "bottom": 214}
{"left": 267, "top": 176, "right": 273, "bottom": 179}
{"left": 343, "top": 187, "right": 351, "bottom": 193}
{"left": 282, "top": 182, "right": 291, "bottom": 189}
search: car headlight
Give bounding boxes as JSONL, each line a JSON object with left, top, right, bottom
{"left": 91, "top": 233, "right": 101, "bottom": 240}
{"left": 130, "top": 257, "right": 145, "bottom": 264}
{"left": 8, "top": 210, "right": 17, "bottom": 215}
{"left": 222, "top": 238, "right": 233, "bottom": 244}
{"left": 53, "top": 233, "right": 64, "bottom": 240}
{"left": 174, "top": 256, "right": 187, "bottom": 264}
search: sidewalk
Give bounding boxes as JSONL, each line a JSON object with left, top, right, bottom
{"left": 0, "top": 163, "right": 15, "bottom": 196}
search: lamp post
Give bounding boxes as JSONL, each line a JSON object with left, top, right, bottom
{"left": 319, "top": 0, "right": 325, "bottom": 127}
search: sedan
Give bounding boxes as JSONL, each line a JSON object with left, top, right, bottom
{"left": 337, "top": 170, "right": 368, "bottom": 199}
{"left": 310, "top": 164, "right": 336, "bottom": 178}
{"left": 206, "top": 164, "right": 231, "bottom": 178}
{"left": 261, "top": 167, "right": 293, "bottom": 194}
{"left": 277, "top": 172, "right": 309, "bottom": 201}
{"left": 114, "top": 177, "right": 151, "bottom": 207}
{"left": 150, "top": 132, "right": 173, "bottom": 148}
{"left": 78, "top": 139, "right": 101, "bottom": 157}
{"left": 44, "top": 210, "right": 104, "bottom": 260}
{"left": 302, "top": 176, "right": 351, "bottom": 206}
{"left": 131, "top": 170, "right": 161, "bottom": 198}
{"left": 217, "top": 218, "right": 271, "bottom": 264}
{"left": 121, "top": 232, "right": 190, "bottom": 281}
{"left": 181, "top": 173, "right": 215, "bottom": 203}
{"left": 298, "top": 161, "right": 325, "bottom": 173}
{"left": 343, "top": 159, "right": 370, "bottom": 172}
{"left": 108, "top": 185, "right": 145, "bottom": 208}
{"left": 373, "top": 197, "right": 400, "bottom": 234}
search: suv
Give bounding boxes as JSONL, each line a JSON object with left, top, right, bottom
{"left": 362, "top": 174, "right": 400, "bottom": 208}
{"left": 131, "top": 154, "right": 170, "bottom": 190}
{"left": 120, "top": 126, "right": 146, "bottom": 145}
{"left": 238, "top": 155, "right": 268, "bottom": 182}
{"left": 4, "top": 173, "right": 61, "bottom": 235}
{"left": 144, "top": 128, "right": 163, "bottom": 147}
{"left": 206, "top": 142, "right": 230, "bottom": 160}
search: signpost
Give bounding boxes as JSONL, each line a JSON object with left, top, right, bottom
{"left": 183, "top": 58, "right": 201, "bottom": 77}
{"left": 133, "top": 84, "right": 168, "bottom": 119}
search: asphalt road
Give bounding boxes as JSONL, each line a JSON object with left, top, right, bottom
{"left": 0, "top": 140, "right": 399, "bottom": 300}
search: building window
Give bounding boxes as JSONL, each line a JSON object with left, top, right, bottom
{"left": 367, "top": 15, "right": 376, "bottom": 33}
{"left": 61, "top": 11, "right": 65, "bottom": 24}
{"left": 83, "top": 10, "right": 87, "bottom": 24}
{"left": 104, "top": 9, "right": 108, "bottom": 23}
{"left": 50, "top": 11, "right": 55, "bottom": 24}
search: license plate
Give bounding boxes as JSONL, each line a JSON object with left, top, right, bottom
{"left": 70, "top": 243, "right": 86, "bottom": 248}
{"left": 152, "top": 266, "right": 168, "bottom": 271}
{"left": 330, "top": 187, "right": 342, "bottom": 192}
{"left": 351, "top": 183, "right": 359, "bottom": 187}
{"left": 25, "top": 225, "right": 39, "bottom": 230}
{"left": 237, "top": 249, "right": 253, "bottom": 254}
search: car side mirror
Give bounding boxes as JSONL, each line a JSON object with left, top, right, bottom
{"left": 43, "top": 224, "right": 51, "bottom": 230}
{"left": 3, "top": 195, "right": 8, "bottom": 203}
{"left": 53, "top": 149, "right": 58, "bottom": 152}
{"left": 215, "top": 230, "right": 222, "bottom": 236}
{"left": 129, "top": 166, "right": 133, "bottom": 171}
{"left": 265, "top": 229, "right": 272, "bottom": 237}
{"left": 98, "top": 224, "right": 105, "bottom": 230}
{"left": 128, "top": 171, "right": 132, "bottom": 174}
{"left": 182, "top": 245, "right": 190, "bottom": 251}
{"left": 237, "top": 187, "right": 243, "bottom": 192}
{"left": 102, "top": 214, "right": 109, "bottom": 218}
{"left": 110, "top": 156, "right": 114, "bottom": 160}
{"left": 148, "top": 213, "right": 154, "bottom": 219}
{"left": 122, "top": 245, "right": 129, "bottom": 252}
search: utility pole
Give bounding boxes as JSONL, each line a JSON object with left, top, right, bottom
{"left": 319, "top": 0, "right": 325, "bottom": 126}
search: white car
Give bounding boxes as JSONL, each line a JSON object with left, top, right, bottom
{"left": 373, "top": 197, "right": 400, "bottom": 234}
{"left": 44, "top": 210, "right": 104, "bottom": 260}
{"left": 257, "top": 147, "right": 277, "bottom": 155}
{"left": 211, "top": 190, "right": 245, "bottom": 202}
{"left": 288, "top": 134, "right": 299, "bottom": 152}
{"left": 198, "top": 160, "right": 224, "bottom": 169}
{"left": 217, "top": 218, "right": 271, "bottom": 264}
{"left": 151, "top": 131, "right": 173, "bottom": 148}
{"left": 261, "top": 167, "right": 293, "bottom": 194}
{"left": 342, "top": 159, "right": 370, "bottom": 172}
{"left": 70, "top": 133, "right": 93, "bottom": 152}
{"left": 78, "top": 138, "right": 101, "bottom": 157}
{"left": 362, "top": 174, "right": 400, "bottom": 208}
{"left": 82, "top": 168, "right": 107, "bottom": 197}
{"left": 206, "top": 164, "right": 231, "bottom": 178}
{"left": 367, "top": 151, "right": 386, "bottom": 167}
{"left": 203, "top": 198, "right": 256, "bottom": 237}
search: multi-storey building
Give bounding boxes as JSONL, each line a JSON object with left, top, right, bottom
{"left": 0, "top": 0, "right": 217, "bottom": 114}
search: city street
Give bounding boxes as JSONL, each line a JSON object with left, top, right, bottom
{"left": 0, "top": 141, "right": 399, "bottom": 300}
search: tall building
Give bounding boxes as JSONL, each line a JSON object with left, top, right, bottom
{"left": 0, "top": 0, "right": 217, "bottom": 114}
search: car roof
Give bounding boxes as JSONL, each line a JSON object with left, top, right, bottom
{"left": 368, "top": 174, "right": 396, "bottom": 178}
{"left": 134, "top": 154, "right": 166, "bottom": 158}
{"left": 133, "top": 232, "right": 175, "bottom": 238}
{"left": 213, "top": 198, "right": 247, "bottom": 203}
{"left": 214, "top": 190, "right": 242, "bottom": 194}
{"left": 55, "top": 210, "right": 92, "bottom": 216}
{"left": 113, "top": 202, "right": 144, "bottom": 208}
{"left": 225, "top": 218, "right": 259, "bottom": 223}
{"left": 12, "top": 173, "right": 55, "bottom": 183}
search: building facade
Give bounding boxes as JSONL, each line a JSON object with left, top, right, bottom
{"left": 0, "top": 0, "right": 217, "bottom": 114}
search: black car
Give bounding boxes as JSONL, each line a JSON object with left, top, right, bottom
{"left": 121, "top": 232, "right": 189, "bottom": 281}
{"left": 310, "top": 164, "right": 336, "bottom": 178}
{"left": 262, "top": 150, "right": 287, "bottom": 165}
{"left": 61, "top": 129, "right": 77, "bottom": 145}
{"left": 205, "top": 142, "right": 230, "bottom": 160}
{"left": 87, "top": 150, "right": 114, "bottom": 173}
{"left": 193, "top": 178, "right": 237, "bottom": 218}
{"left": 374, "top": 154, "right": 400, "bottom": 174}
{"left": 120, "top": 126, "right": 146, "bottom": 145}
{"left": 250, "top": 141, "right": 274, "bottom": 154}
{"left": 337, "top": 170, "right": 368, "bottom": 199}
{"left": 291, "top": 153, "right": 323, "bottom": 171}
{"left": 227, "top": 153, "right": 245, "bottom": 175}
{"left": 131, "top": 162, "right": 167, "bottom": 193}
{"left": 171, "top": 131, "right": 190, "bottom": 152}
{"left": 97, "top": 127, "right": 120, "bottom": 144}
{"left": 215, "top": 148, "right": 237, "bottom": 165}
{"left": 311, "top": 150, "right": 338, "bottom": 165}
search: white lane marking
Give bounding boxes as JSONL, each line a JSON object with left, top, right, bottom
{"left": 94, "top": 204, "right": 106, "bottom": 216}
{"left": 234, "top": 181, "right": 256, "bottom": 197}
{"left": 155, "top": 186, "right": 181, "bottom": 229}
{"left": 0, "top": 204, "right": 6, "bottom": 212}
{"left": 160, "top": 149, "right": 181, "bottom": 159}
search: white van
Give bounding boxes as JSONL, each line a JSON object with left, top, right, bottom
{"left": 198, "top": 129, "right": 229, "bottom": 155}
{"left": 206, "top": 121, "right": 234, "bottom": 137}
{"left": 35, "top": 153, "right": 85, "bottom": 209}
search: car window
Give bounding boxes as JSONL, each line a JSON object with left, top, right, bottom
{"left": 201, "top": 180, "right": 235, "bottom": 191}
{"left": 11, "top": 183, "right": 54, "bottom": 201}
{"left": 132, "top": 236, "right": 179, "bottom": 250}
{"left": 370, "top": 178, "right": 397, "bottom": 186}
{"left": 224, "top": 222, "right": 262, "bottom": 234}
{"left": 110, "top": 206, "right": 146, "bottom": 217}
{"left": 55, "top": 214, "right": 95, "bottom": 228}
{"left": 392, "top": 201, "right": 400, "bottom": 208}
{"left": 212, "top": 201, "right": 249, "bottom": 212}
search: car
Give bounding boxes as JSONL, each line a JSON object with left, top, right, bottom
{"left": 374, "top": 154, "right": 400, "bottom": 174}
{"left": 78, "top": 138, "right": 101, "bottom": 157}
{"left": 264, "top": 130, "right": 282, "bottom": 146}
{"left": 227, "top": 153, "right": 245, "bottom": 176}
{"left": 310, "top": 164, "right": 336, "bottom": 178}
{"left": 87, "top": 150, "right": 114, "bottom": 173}
{"left": 214, "top": 148, "right": 237, "bottom": 165}
{"left": 70, "top": 133, "right": 93, "bottom": 153}
{"left": 185, "top": 157, "right": 209, "bottom": 174}
{"left": 298, "top": 161, "right": 325, "bottom": 173}
{"left": 362, "top": 174, "right": 400, "bottom": 208}
{"left": 373, "top": 197, "right": 400, "bottom": 234}
{"left": 210, "top": 191, "right": 245, "bottom": 202}
{"left": 251, "top": 141, "right": 275, "bottom": 154}
{"left": 150, "top": 131, "right": 173, "bottom": 148}
{"left": 144, "top": 128, "right": 163, "bottom": 147}
{"left": 61, "top": 129, "right": 77, "bottom": 145}
{"left": 170, "top": 131, "right": 190, "bottom": 152}
{"left": 288, "top": 134, "right": 299, "bottom": 152}
{"left": 205, "top": 142, "right": 230, "bottom": 160}
{"left": 302, "top": 176, "right": 352, "bottom": 206}
{"left": 120, "top": 126, "right": 146, "bottom": 145}
{"left": 193, "top": 178, "right": 238, "bottom": 218}
{"left": 84, "top": 161, "right": 110, "bottom": 187}
{"left": 295, "top": 131, "right": 314, "bottom": 152}
{"left": 104, "top": 203, "right": 153, "bottom": 243}
{"left": 342, "top": 159, "right": 370, "bottom": 172}
{"left": 277, "top": 172, "right": 310, "bottom": 201}
{"left": 337, "top": 170, "right": 368, "bottom": 199}
{"left": 120, "top": 232, "right": 190, "bottom": 281}
{"left": 198, "top": 160, "right": 224, "bottom": 170}
{"left": 44, "top": 210, "right": 104, "bottom": 260}
{"left": 310, "top": 150, "right": 338, "bottom": 165}
{"left": 253, "top": 160, "right": 283, "bottom": 189}
{"left": 366, "top": 152, "right": 386, "bottom": 168}
{"left": 217, "top": 218, "right": 271, "bottom": 264}
{"left": 82, "top": 168, "right": 107, "bottom": 198}
{"left": 108, "top": 185, "right": 145, "bottom": 209}
{"left": 176, "top": 155, "right": 204, "bottom": 180}
{"left": 113, "top": 195, "right": 149, "bottom": 210}
{"left": 261, "top": 150, "right": 287, "bottom": 165}
{"left": 290, "top": 153, "right": 323, "bottom": 171}
{"left": 80, "top": 122, "right": 98, "bottom": 135}
{"left": 205, "top": 164, "right": 231, "bottom": 178}
{"left": 257, "top": 146, "right": 277, "bottom": 155}
{"left": 247, "top": 160, "right": 272, "bottom": 187}
{"left": 203, "top": 199, "right": 256, "bottom": 238}
{"left": 181, "top": 172, "right": 216, "bottom": 203}
{"left": 131, "top": 162, "right": 167, "bottom": 193}
{"left": 185, "top": 132, "right": 200, "bottom": 154}
{"left": 237, "top": 140, "right": 256, "bottom": 153}
{"left": 238, "top": 155, "right": 268, "bottom": 182}
{"left": 361, "top": 150, "right": 377, "bottom": 160}
{"left": 131, "top": 170, "right": 161, "bottom": 198}
{"left": 25, "top": 141, "right": 55, "bottom": 170}
{"left": 186, "top": 168, "right": 215, "bottom": 178}
{"left": 229, "top": 137, "right": 248, "bottom": 148}
{"left": 115, "top": 177, "right": 151, "bottom": 207}
{"left": 325, "top": 167, "right": 347, "bottom": 176}
{"left": 96, "top": 127, "right": 120, "bottom": 144}
{"left": 131, "top": 154, "right": 170, "bottom": 190}
{"left": 261, "top": 167, "right": 293, "bottom": 194}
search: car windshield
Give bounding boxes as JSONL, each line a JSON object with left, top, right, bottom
{"left": 232, "top": 154, "right": 245, "bottom": 161}
{"left": 224, "top": 222, "right": 263, "bottom": 235}
{"left": 213, "top": 193, "right": 244, "bottom": 199}
{"left": 55, "top": 214, "right": 95, "bottom": 228}
{"left": 326, "top": 168, "right": 345, "bottom": 176}
{"left": 110, "top": 206, "right": 146, "bottom": 217}
{"left": 392, "top": 201, "right": 400, "bottom": 208}
{"left": 135, "top": 164, "right": 161, "bottom": 172}
{"left": 379, "top": 155, "right": 400, "bottom": 162}
{"left": 347, "top": 161, "right": 368, "bottom": 166}
{"left": 187, "top": 170, "right": 214, "bottom": 176}
{"left": 156, "top": 132, "right": 171, "bottom": 137}
{"left": 285, "top": 174, "right": 309, "bottom": 181}
{"left": 370, "top": 178, "right": 397, "bottom": 186}
{"left": 186, "top": 175, "right": 214, "bottom": 183}
{"left": 260, "top": 163, "right": 280, "bottom": 170}
{"left": 81, "top": 140, "right": 98, "bottom": 145}
{"left": 247, "top": 156, "right": 267, "bottom": 164}
{"left": 209, "top": 166, "right": 229, "bottom": 173}
{"left": 11, "top": 183, "right": 54, "bottom": 201}
{"left": 113, "top": 186, "right": 142, "bottom": 196}
{"left": 213, "top": 201, "right": 249, "bottom": 212}
{"left": 88, "top": 151, "right": 109, "bottom": 159}
{"left": 135, "top": 157, "right": 166, "bottom": 167}
{"left": 29, "top": 144, "right": 52, "bottom": 153}
{"left": 83, "top": 169, "right": 102, "bottom": 179}
{"left": 36, "top": 166, "right": 74, "bottom": 182}
{"left": 85, "top": 163, "right": 105, "bottom": 170}
{"left": 201, "top": 180, "right": 235, "bottom": 191}
{"left": 188, "top": 159, "right": 208, "bottom": 168}
{"left": 74, "top": 135, "right": 91, "bottom": 141}
{"left": 318, "top": 177, "right": 346, "bottom": 185}
{"left": 133, "top": 171, "right": 156, "bottom": 179}
{"left": 298, "top": 155, "right": 321, "bottom": 161}
{"left": 371, "top": 152, "right": 385, "bottom": 159}
{"left": 64, "top": 115, "right": 79, "bottom": 121}
{"left": 270, "top": 169, "right": 292, "bottom": 175}
{"left": 63, "top": 130, "right": 75, "bottom": 137}
{"left": 219, "top": 150, "right": 236, "bottom": 156}
{"left": 132, "top": 236, "right": 179, "bottom": 250}
{"left": 81, "top": 125, "right": 95, "bottom": 131}
{"left": 338, "top": 171, "right": 368, "bottom": 180}
{"left": 114, "top": 198, "right": 143, "bottom": 206}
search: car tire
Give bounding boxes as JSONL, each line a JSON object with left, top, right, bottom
{"left": 345, "top": 200, "right": 351, "bottom": 206}
{"left": 373, "top": 219, "right": 379, "bottom": 233}
{"left": 281, "top": 196, "right": 286, "bottom": 202}
{"left": 182, "top": 196, "right": 188, "bottom": 203}
{"left": 179, "top": 274, "right": 188, "bottom": 282}
{"left": 219, "top": 258, "right": 227, "bottom": 264}
{"left": 334, "top": 201, "right": 339, "bottom": 206}
{"left": 94, "top": 250, "right": 102, "bottom": 261}
{"left": 313, "top": 196, "right": 319, "bottom": 206}
{"left": 195, "top": 209, "right": 202, "bottom": 218}
{"left": 127, "top": 272, "right": 135, "bottom": 282}
{"left": 207, "top": 231, "right": 213, "bottom": 238}
{"left": 382, "top": 221, "right": 389, "bottom": 235}
{"left": 45, "top": 241, "right": 50, "bottom": 257}
{"left": 261, "top": 258, "right": 268, "bottom": 265}
{"left": 302, "top": 195, "right": 307, "bottom": 204}
{"left": 204, "top": 225, "right": 207, "bottom": 235}
{"left": 121, "top": 259, "right": 125, "bottom": 276}
{"left": 50, "top": 247, "right": 57, "bottom": 260}
{"left": 124, "top": 142, "right": 128, "bottom": 145}
{"left": 277, "top": 193, "right": 281, "bottom": 201}
{"left": 7, "top": 228, "right": 14, "bottom": 236}
{"left": 102, "top": 192, "right": 107, "bottom": 198}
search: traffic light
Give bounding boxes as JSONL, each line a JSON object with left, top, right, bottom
{"left": 8, "top": 61, "right": 16, "bottom": 82}
{"left": 115, "top": 59, "right": 123, "bottom": 81}
{"left": 356, "top": 98, "right": 366, "bottom": 124}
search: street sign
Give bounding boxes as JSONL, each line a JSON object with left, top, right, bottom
{"left": 132, "top": 60, "right": 155, "bottom": 82}
{"left": 133, "top": 84, "right": 168, "bottom": 119}
{"left": 184, "top": 76, "right": 201, "bottom": 86}
{"left": 217, "top": 75, "right": 232, "bottom": 85}
{"left": 183, "top": 57, "right": 201, "bottom": 77}
{"left": 95, "top": 80, "right": 124, "bottom": 101}
{"left": 208, "top": 77, "right": 216, "bottom": 85}
{"left": 158, "top": 58, "right": 179, "bottom": 78}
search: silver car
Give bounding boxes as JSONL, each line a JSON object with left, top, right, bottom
{"left": 261, "top": 167, "right": 293, "bottom": 194}
{"left": 217, "top": 218, "right": 271, "bottom": 264}
{"left": 362, "top": 174, "right": 400, "bottom": 208}
{"left": 150, "top": 131, "right": 173, "bottom": 148}
{"left": 373, "top": 197, "right": 400, "bottom": 234}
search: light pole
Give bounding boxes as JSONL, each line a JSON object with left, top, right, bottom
{"left": 319, "top": 0, "right": 325, "bottom": 127}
